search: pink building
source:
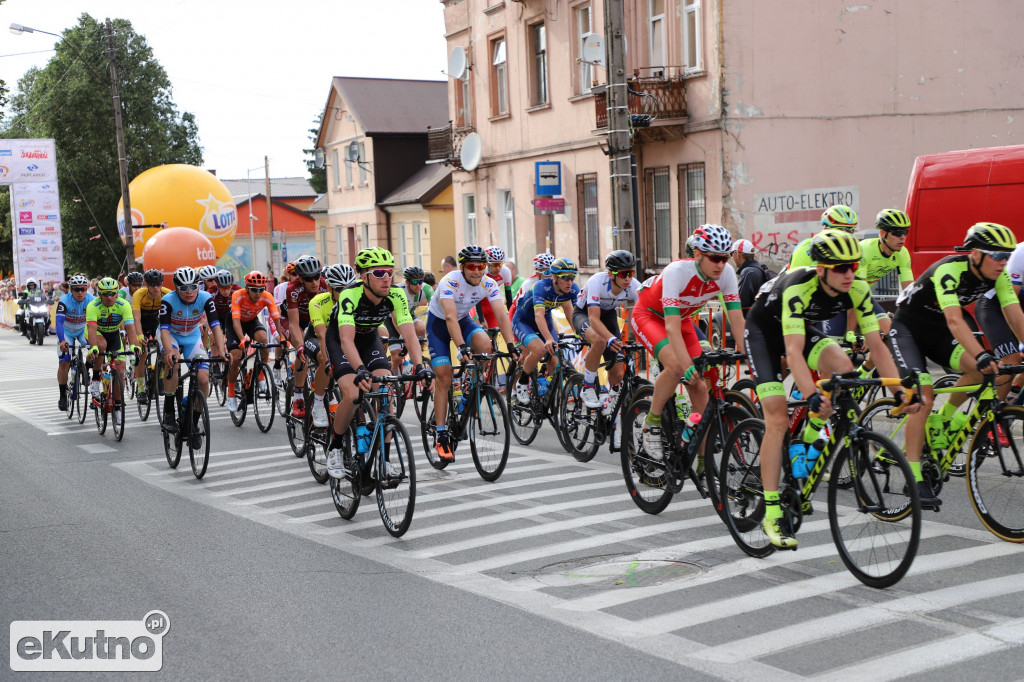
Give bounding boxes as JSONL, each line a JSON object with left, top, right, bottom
{"left": 434, "top": 0, "right": 1024, "bottom": 275}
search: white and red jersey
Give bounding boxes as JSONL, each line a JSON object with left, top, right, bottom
{"left": 637, "top": 258, "right": 741, "bottom": 317}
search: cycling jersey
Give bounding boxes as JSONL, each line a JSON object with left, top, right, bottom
{"left": 895, "top": 254, "right": 1017, "bottom": 322}
{"left": 748, "top": 266, "right": 879, "bottom": 336}
{"left": 574, "top": 272, "right": 641, "bottom": 311}
{"left": 398, "top": 282, "right": 433, "bottom": 309}
{"left": 636, "top": 258, "right": 741, "bottom": 318}
{"left": 230, "top": 288, "right": 281, "bottom": 324}
{"left": 983, "top": 242, "right": 1024, "bottom": 300}
{"left": 86, "top": 297, "right": 135, "bottom": 334}
{"left": 132, "top": 286, "right": 171, "bottom": 315}
{"left": 859, "top": 238, "right": 913, "bottom": 284}
{"left": 508, "top": 273, "right": 542, "bottom": 318}
{"left": 212, "top": 285, "right": 242, "bottom": 323}
{"left": 511, "top": 277, "right": 580, "bottom": 346}
{"left": 159, "top": 290, "right": 219, "bottom": 338}
{"left": 427, "top": 271, "right": 503, "bottom": 320}
{"left": 788, "top": 237, "right": 815, "bottom": 270}
{"left": 307, "top": 291, "right": 336, "bottom": 328}
{"left": 56, "top": 292, "right": 94, "bottom": 341}
{"left": 286, "top": 279, "right": 328, "bottom": 328}
{"left": 336, "top": 282, "right": 412, "bottom": 335}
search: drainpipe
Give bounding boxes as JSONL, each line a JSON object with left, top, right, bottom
{"left": 717, "top": 0, "right": 730, "bottom": 227}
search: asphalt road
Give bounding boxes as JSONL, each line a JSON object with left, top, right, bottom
{"left": 2, "top": 329, "right": 1023, "bottom": 680}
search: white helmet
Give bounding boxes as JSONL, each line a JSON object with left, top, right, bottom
{"left": 690, "top": 224, "right": 733, "bottom": 255}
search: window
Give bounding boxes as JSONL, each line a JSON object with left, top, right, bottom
{"left": 361, "top": 223, "right": 370, "bottom": 248}
{"left": 397, "top": 222, "right": 407, "bottom": 272}
{"left": 345, "top": 153, "right": 353, "bottom": 187}
{"left": 464, "top": 194, "right": 477, "bottom": 246}
{"left": 491, "top": 37, "right": 508, "bottom": 116}
{"left": 497, "top": 189, "right": 517, "bottom": 264}
{"left": 358, "top": 142, "right": 367, "bottom": 184}
{"left": 529, "top": 23, "right": 548, "bottom": 106}
{"left": 682, "top": 0, "right": 703, "bottom": 73}
{"left": 649, "top": 0, "right": 666, "bottom": 76}
{"left": 331, "top": 149, "right": 340, "bottom": 189}
{"left": 577, "top": 173, "right": 599, "bottom": 266}
{"left": 413, "top": 221, "right": 423, "bottom": 267}
{"left": 678, "top": 163, "right": 706, "bottom": 247}
{"left": 335, "top": 226, "right": 344, "bottom": 262}
{"left": 455, "top": 72, "right": 472, "bottom": 127}
{"left": 644, "top": 167, "right": 672, "bottom": 265}
{"left": 575, "top": 4, "right": 594, "bottom": 95}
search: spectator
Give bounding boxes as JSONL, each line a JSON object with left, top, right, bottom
{"left": 440, "top": 255, "right": 457, "bottom": 275}
{"left": 732, "top": 238, "right": 777, "bottom": 313}
{"left": 267, "top": 270, "right": 279, "bottom": 289}
{"left": 506, "top": 259, "right": 524, "bottom": 298}
{"left": 423, "top": 271, "right": 436, "bottom": 287}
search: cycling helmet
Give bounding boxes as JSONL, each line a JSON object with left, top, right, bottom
{"left": 243, "top": 271, "right": 267, "bottom": 287}
{"left": 534, "top": 252, "right": 555, "bottom": 273}
{"left": 458, "top": 245, "right": 488, "bottom": 265}
{"left": 25, "top": 277, "right": 38, "bottom": 289}
{"left": 172, "top": 266, "right": 200, "bottom": 288}
{"left": 322, "top": 264, "right": 351, "bottom": 289}
{"left": 604, "top": 249, "right": 636, "bottom": 271}
{"left": 684, "top": 234, "right": 696, "bottom": 257}
{"left": 143, "top": 269, "right": 164, "bottom": 286}
{"left": 876, "top": 208, "right": 911, "bottom": 232}
{"left": 293, "top": 254, "right": 322, "bottom": 278}
{"left": 354, "top": 247, "right": 395, "bottom": 271}
{"left": 68, "top": 274, "right": 90, "bottom": 287}
{"left": 690, "top": 224, "right": 733, "bottom": 255}
{"left": 338, "top": 264, "right": 357, "bottom": 286}
{"left": 810, "top": 229, "right": 863, "bottom": 264}
{"left": 485, "top": 246, "right": 506, "bottom": 264}
{"left": 216, "top": 269, "right": 234, "bottom": 287}
{"left": 97, "top": 277, "right": 120, "bottom": 293}
{"left": 820, "top": 205, "right": 858, "bottom": 232}
{"left": 404, "top": 265, "right": 425, "bottom": 280}
{"left": 198, "top": 264, "right": 218, "bottom": 280}
{"left": 964, "top": 222, "right": 1017, "bottom": 252}
{"left": 549, "top": 257, "right": 579, "bottom": 276}
{"left": 126, "top": 271, "right": 145, "bottom": 284}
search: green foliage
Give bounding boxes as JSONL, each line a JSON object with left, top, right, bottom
{"left": 304, "top": 112, "right": 327, "bottom": 195}
{"left": 1, "top": 14, "right": 203, "bottom": 277}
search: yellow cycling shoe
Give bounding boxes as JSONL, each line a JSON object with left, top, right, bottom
{"left": 762, "top": 516, "right": 799, "bottom": 549}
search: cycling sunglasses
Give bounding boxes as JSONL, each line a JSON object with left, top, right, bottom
{"left": 247, "top": 286, "right": 266, "bottom": 293}
{"left": 407, "top": 279, "right": 423, "bottom": 285}
{"left": 300, "top": 274, "right": 321, "bottom": 282}
{"left": 99, "top": 291, "right": 119, "bottom": 297}
{"left": 822, "top": 261, "right": 860, "bottom": 274}
{"left": 555, "top": 274, "right": 577, "bottom": 282}
{"left": 368, "top": 268, "right": 394, "bottom": 279}
{"left": 177, "top": 284, "right": 200, "bottom": 292}
{"left": 703, "top": 254, "right": 731, "bottom": 264}
{"left": 979, "top": 250, "right": 1012, "bottom": 262}
{"left": 463, "top": 263, "right": 486, "bottom": 272}
{"left": 885, "top": 228, "right": 909, "bottom": 237}
{"left": 612, "top": 269, "right": 634, "bottom": 279}
{"left": 71, "top": 287, "right": 88, "bottom": 293}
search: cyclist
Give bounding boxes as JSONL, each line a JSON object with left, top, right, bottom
{"left": 508, "top": 252, "right": 555, "bottom": 318}
{"left": 211, "top": 269, "right": 242, "bottom": 329}
{"left": 511, "top": 256, "right": 580, "bottom": 405}
{"left": 271, "top": 262, "right": 297, "bottom": 386}
{"left": 225, "top": 271, "right": 283, "bottom": 414}
{"left": 55, "top": 274, "right": 94, "bottom": 411}
{"left": 788, "top": 205, "right": 859, "bottom": 270}
{"left": 574, "top": 250, "right": 640, "bottom": 409}
{"left": 383, "top": 264, "right": 433, "bottom": 377}
{"left": 974, "top": 236, "right": 1024, "bottom": 399}
{"left": 887, "top": 223, "right": 1024, "bottom": 509}
{"left": 324, "top": 248, "right": 430, "bottom": 478}
{"left": 631, "top": 224, "right": 746, "bottom": 460}
{"left": 746, "top": 230, "right": 914, "bottom": 548}
{"left": 199, "top": 264, "right": 220, "bottom": 293}
{"left": 305, "top": 263, "right": 358, "bottom": 427}
{"left": 121, "top": 271, "right": 144, "bottom": 302}
{"left": 131, "top": 269, "right": 171, "bottom": 404}
{"left": 426, "top": 244, "right": 518, "bottom": 462}
{"left": 160, "top": 267, "right": 227, "bottom": 436}
{"left": 86, "top": 277, "right": 141, "bottom": 427}
{"left": 286, "top": 255, "right": 329, "bottom": 418}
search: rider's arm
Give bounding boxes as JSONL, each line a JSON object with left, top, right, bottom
{"left": 533, "top": 302, "right": 556, "bottom": 345}
{"left": 230, "top": 292, "right": 246, "bottom": 342}
{"left": 287, "top": 301, "right": 301, "bottom": 348}
{"left": 201, "top": 297, "right": 226, "bottom": 357}
{"left": 55, "top": 300, "right": 67, "bottom": 344}
{"left": 121, "top": 303, "right": 138, "bottom": 349}
{"left": 727, "top": 307, "right": 745, "bottom": 354}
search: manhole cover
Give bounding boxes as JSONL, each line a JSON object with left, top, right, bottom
{"left": 534, "top": 556, "right": 703, "bottom": 589}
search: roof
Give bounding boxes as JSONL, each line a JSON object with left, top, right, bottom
{"left": 379, "top": 164, "right": 451, "bottom": 206}
{"left": 306, "top": 193, "right": 328, "bottom": 214}
{"left": 332, "top": 77, "right": 448, "bottom": 136}
{"left": 219, "top": 177, "right": 317, "bottom": 204}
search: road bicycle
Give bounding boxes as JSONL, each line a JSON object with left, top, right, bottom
{"left": 384, "top": 335, "right": 428, "bottom": 419}
{"left": 330, "top": 375, "right": 419, "bottom": 537}
{"left": 228, "top": 340, "right": 279, "bottom": 433}
{"left": 90, "top": 348, "right": 134, "bottom": 442}
{"left": 719, "top": 371, "right": 922, "bottom": 588}
{"left": 161, "top": 357, "right": 227, "bottom": 480}
{"left": 136, "top": 336, "right": 163, "bottom": 422}
{"left": 859, "top": 366, "right": 1024, "bottom": 542}
{"left": 275, "top": 345, "right": 298, "bottom": 418}
{"left": 63, "top": 338, "right": 90, "bottom": 424}
{"left": 419, "top": 351, "right": 512, "bottom": 481}
{"left": 304, "top": 382, "right": 342, "bottom": 484}
{"left": 507, "top": 333, "right": 581, "bottom": 451}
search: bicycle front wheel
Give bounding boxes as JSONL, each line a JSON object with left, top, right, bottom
{"left": 111, "top": 371, "right": 125, "bottom": 442}
{"left": 230, "top": 374, "right": 247, "bottom": 427}
{"left": 619, "top": 387, "right": 673, "bottom": 515}
{"left": 560, "top": 374, "right": 600, "bottom": 463}
{"left": 377, "top": 416, "right": 416, "bottom": 538}
{"left": 718, "top": 417, "right": 775, "bottom": 558}
{"left": 75, "top": 361, "right": 89, "bottom": 424}
{"left": 66, "top": 361, "right": 79, "bottom": 420}
{"left": 507, "top": 366, "right": 542, "bottom": 446}
{"left": 828, "top": 430, "right": 921, "bottom": 588}
{"left": 189, "top": 392, "right": 212, "bottom": 479}
{"left": 94, "top": 385, "right": 107, "bottom": 435}
{"left": 418, "top": 390, "right": 451, "bottom": 471}
{"left": 470, "top": 384, "right": 510, "bottom": 481}
{"left": 966, "top": 405, "right": 1024, "bottom": 542}
{"left": 703, "top": 404, "right": 751, "bottom": 517}
{"left": 163, "top": 399, "right": 181, "bottom": 469}
{"left": 252, "top": 362, "right": 277, "bottom": 433}
{"left": 137, "top": 366, "right": 152, "bottom": 422}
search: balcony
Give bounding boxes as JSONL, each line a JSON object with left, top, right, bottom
{"left": 593, "top": 73, "right": 688, "bottom": 143}
{"left": 427, "top": 121, "right": 476, "bottom": 170}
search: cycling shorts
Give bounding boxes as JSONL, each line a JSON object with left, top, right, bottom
{"left": 98, "top": 330, "right": 126, "bottom": 359}
{"left": 886, "top": 309, "right": 978, "bottom": 387}
{"left": 571, "top": 307, "right": 621, "bottom": 363}
{"left": 975, "top": 296, "right": 1021, "bottom": 360}
{"left": 324, "top": 327, "right": 390, "bottom": 381}
{"left": 426, "top": 312, "right": 485, "bottom": 369}
{"left": 58, "top": 329, "right": 89, "bottom": 363}
{"left": 168, "top": 333, "right": 209, "bottom": 371}
{"left": 303, "top": 325, "right": 323, "bottom": 363}
{"left": 629, "top": 305, "right": 703, "bottom": 362}
{"left": 226, "top": 318, "right": 267, "bottom": 351}
{"left": 743, "top": 320, "right": 837, "bottom": 400}
{"left": 512, "top": 312, "right": 555, "bottom": 348}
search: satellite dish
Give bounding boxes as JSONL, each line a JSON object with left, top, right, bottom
{"left": 347, "top": 140, "right": 360, "bottom": 163}
{"left": 581, "top": 34, "right": 604, "bottom": 66}
{"left": 314, "top": 148, "right": 325, "bottom": 170}
{"left": 449, "top": 46, "right": 468, "bottom": 80}
{"left": 459, "top": 132, "right": 482, "bottom": 172}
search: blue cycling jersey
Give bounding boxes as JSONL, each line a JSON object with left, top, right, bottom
{"left": 159, "top": 290, "right": 219, "bottom": 338}
{"left": 56, "top": 292, "right": 93, "bottom": 341}
{"left": 512, "top": 277, "right": 579, "bottom": 322}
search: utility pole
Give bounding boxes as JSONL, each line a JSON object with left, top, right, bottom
{"left": 265, "top": 156, "right": 275, "bottom": 273}
{"left": 106, "top": 17, "right": 136, "bottom": 271}
{"left": 603, "top": 0, "right": 636, "bottom": 265}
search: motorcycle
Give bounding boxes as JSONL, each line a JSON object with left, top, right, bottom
{"left": 26, "top": 294, "right": 51, "bottom": 345}
{"left": 16, "top": 299, "right": 29, "bottom": 337}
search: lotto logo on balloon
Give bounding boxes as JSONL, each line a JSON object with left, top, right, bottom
{"left": 196, "top": 193, "right": 237, "bottom": 240}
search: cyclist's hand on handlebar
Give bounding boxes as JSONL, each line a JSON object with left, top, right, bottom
{"left": 606, "top": 336, "right": 623, "bottom": 354}
{"left": 543, "top": 338, "right": 557, "bottom": 355}
{"left": 88, "top": 345, "right": 100, "bottom": 358}
{"left": 415, "top": 363, "right": 434, "bottom": 388}
{"left": 59, "top": 340, "right": 69, "bottom": 353}
{"left": 458, "top": 344, "right": 472, "bottom": 363}
{"left": 977, "top": 351, "right": 999, "bottom": 375}
{"left": 893, "top": 389, "right": 921, "bottom": 415}
{"left": 354, "top": 366, "right": 373, "bottom": 391}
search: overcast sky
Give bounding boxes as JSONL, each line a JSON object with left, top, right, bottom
{"left": 1, "top": 0, "right": 448, "bottom": 182}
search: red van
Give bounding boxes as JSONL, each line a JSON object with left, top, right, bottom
{"left": 904, "top": 144, "right": 1024, "bottom": 275}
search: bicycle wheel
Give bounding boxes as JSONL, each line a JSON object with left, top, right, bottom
{"left": 829, "top": 430, "right": 921, "bottom": 588}
{"left": 377, "top": 416, "right": 416, "bottom": 537}
{"left": 137, "top": 365, "right": 152, "bottom": 422}
{"left": 276, "top": 373, "right": 292, "bottom": 418}
{"left": 330, "top": 447, "right": 361, "bottom": 520}
{"left": 229, "top": 372, "right": 247, "bottom": 427}
{"left": 212, "top": 365, "right": 227, "bottom": 407}
{"left": 163, "top": 398, "right": 181, "bottom": 469}
{"left": 94, "top": 383, "right": 107, "bottom": 435}
{"left": 75, "top": 360, "right": 89, "bottom": 424}
{"left": 419, "top": 391, "right": 452, "bottom": 471}
{"left": 470, "top": 384, "right": 510, "bottom": 481}
{"left": 111, "top": 371, "right": 125, "bottom": 442}
{"left": 703, "top": 404, "right": 751, "bottom": 516}
{"left": 508, "top": 366, "right": 542, "bottom": 446}
{"left": 252, "top": 362, "right": 277, "bottom": 433}
{"left": 306, "top": 388, "right": 336, "bottom": 485}
{"left": 718, "top": 417, "right": 775, "bottom": 558}
{"left": 724, "top": 389, "right": 759, "bottom": 420}
{"left": 966, "top": 405, "right": 1024, "bottom": 542}
{"left": 287, "top": 389, "right": 310, "bottom": 457}
{"left": 619, "top": 387, "right": 673, "bottom": 515}
{"left": 66, "top": 361, "right": 79, "bottom": 420}
{"left": 730, "top": 377, "right": 761, "bottom": 417}
{"left": 560, "top": 374, "right": 601, "bottom": 462}
{"left": 189, "top": 392, "right": 212, "bottom": 479}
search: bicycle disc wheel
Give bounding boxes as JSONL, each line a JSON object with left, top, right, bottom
{"left": 619, "top": 387, "right": 673, "bottom": 515}
{"left": 163, "top": 399, "right": 181, "bottom": 469}
{"left": 966, "top": 405, "right": 1024, "bottom": 542}
{"left": 252, "top": 362, "right": 277, "bottom": 433}
{"left": 189, "top": 392, "right": 211, "bottom": 479}
{"left": 829, "top": 430, "right": 921, "bottom": 588}
{"left": 229, "top": 373, "right": 247, "bottom": 427}
{"left": 377, "top": 416, "right": 416, "bottom": 537}
{"left": 719, "top": 417, "right": 775, "bottom": 557}
{"left": 76, "top": 362, "right": 89, "bottom": 424}
{"left": 419, "top": 392, "right": 452, "bottom": 471}
{"left": 508, "top": 366, "right": 542, "bottom": 446}
{"left": 111, "top": 371, "right": 125, "bottom": 442}
{"left": 560, "top": 374, "right": 601, "bottom": 463}
{"left": 470, "top": 384, "right": 510, "bottom": 482}
{"left": 66, "top": 362, "right": 78, "bottom": 420}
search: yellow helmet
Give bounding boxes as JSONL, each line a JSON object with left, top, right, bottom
{"left": 820, "top": 205, "right": 858, "bottom": 233}
{"left": 810, "top": 229, "right": 863, "bottom": 264}
{"left": 964, "top": 222, "right": 1016, "bottom": 252}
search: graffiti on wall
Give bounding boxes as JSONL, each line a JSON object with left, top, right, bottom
{"left": 748, "top": 185, "right": 859, "bottom": 268}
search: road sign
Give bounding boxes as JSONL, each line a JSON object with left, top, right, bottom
{"left": 533, "top": 197, "right": 565, "bottom": 215}
{"left": 535, "top": 161, "right": 561, "bottom": 196}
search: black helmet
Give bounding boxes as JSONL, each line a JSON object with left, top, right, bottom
{"left": 126, "top": 271, "right": 145, "bottom": 284}
{"left": 404, "top": 265, "right": 425, "bottom": 280}
{"left": 143, "top": 269, "right": 164, "bottom": 286}
{"left": 605, "top": 250, "right": 636, "bottom": 271}
{"left": 876, "top": 209, "right": 911, "bottom": 232}
{"left": 458, "top": 245, "right": 488, "bottom": 264}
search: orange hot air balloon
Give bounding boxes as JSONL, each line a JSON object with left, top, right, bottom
{"left": 141, "top": 227, "right": 218, "bottom": 288}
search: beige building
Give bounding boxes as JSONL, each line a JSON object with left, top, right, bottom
{"left": 435, "top": 0, "right": 1024, "bottom": 275}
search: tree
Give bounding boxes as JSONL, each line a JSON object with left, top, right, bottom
{"left": 1, "top": 14, "right": 203, "bottom": 276}
{"left": 304, "top": 112, "right": 327, "bottom": 195}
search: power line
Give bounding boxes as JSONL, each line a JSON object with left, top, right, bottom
{"left": 59, "top": 153, "right": 125, "bottom": 274}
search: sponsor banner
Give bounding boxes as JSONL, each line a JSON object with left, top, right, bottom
{"left": 9, "top": 178, "right": 64, "bottom": 284}
{"left": 0, "top": 138, "right": 58, "bottom": 183}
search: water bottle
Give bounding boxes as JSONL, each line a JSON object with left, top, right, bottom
{"left": 452, "top": 385, "right": 464, "bottom": 413}
{"left": 789, "top": 442, "right": 809, "bottom": 479}
{"left": 601, "top": 390, "right": 617, "bottom": 417}
{"left": 402, "top": 356, "right": 413, "bottom": 376}
{"left": 791, "top": 386, "right": 803, "bottom": 401}
{"left": 538, "top": 377, "right": 550, "bottom": 397}
{"left": 674, "top": 393, "right": 691, "bottom": 422}
{"left": 355, "top": 425, "right": 370, "bottom": 454}
{"left": 680, "top": 412, "right": 702, "bottom": 444}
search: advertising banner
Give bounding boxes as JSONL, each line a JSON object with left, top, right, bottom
{"left": 2, "top": 139, "right": 64, "bottom": 284}
{"left": 0, "top": 138, "right": 57, "bottom": 183}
